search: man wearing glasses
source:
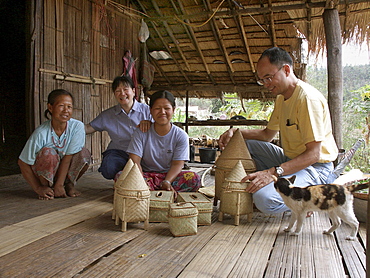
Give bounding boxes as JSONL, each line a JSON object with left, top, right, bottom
{"left": 219, "top": 47, "right": 338, "bottom": 214}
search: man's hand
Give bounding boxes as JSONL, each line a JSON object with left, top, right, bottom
{"left": 218, "top": 128, "right": 235, "bottom": 150}
{"left": 242, "top": 169, "right": 275, "bottom": 193}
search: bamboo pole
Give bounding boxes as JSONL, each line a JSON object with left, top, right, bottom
{"left": 38, "top": 68, "right": 111, "bottom": 85}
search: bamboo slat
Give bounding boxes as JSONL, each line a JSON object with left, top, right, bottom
{"left": 335, "top": 222, "right": 366, "bottom": 278}
{"left": 177, "top": 215, "right": 263, "bottom": 277}
{"left": 0, "top": 196, "right": 112, "bottom": 257}
{"left": 227, "top": 214, "right": 283, "bottom": 277}
{"left": 265, "top": 212, "right": 347, "bottom": 277}
{"left": 0, "top": 213, "right": 145, "bottom": 278}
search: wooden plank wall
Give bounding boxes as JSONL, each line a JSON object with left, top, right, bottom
{"left": 34, "top": 0, "right": 141, "bottom": 170}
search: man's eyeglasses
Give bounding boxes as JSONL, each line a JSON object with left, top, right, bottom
{"left": 256, "top": 65, "right": 285, "bottom": 86}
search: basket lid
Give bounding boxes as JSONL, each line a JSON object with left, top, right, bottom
{"left": 121, "top": 163, "right": 150, "bottom": 192}
{"left": 169, "top": 202, "right": 198, "bottom": 217}
{"left": 225, "top": 160, "right": 247, "bottom": 182}
{"left": 216, "top": 129, "right": 252, "bottom": 163}
{"left": 115, "top": 159, "right": 134, "bottom": 188}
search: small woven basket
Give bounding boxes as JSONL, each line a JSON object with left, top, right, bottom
{"left": 177, "top": 192, "right": 213, "bottom": 225}
{"left": 168, "top": 202, "right": 198, "bottom": 237}
{"left": 149, "top": 190, "right": 174, "bottom": 223}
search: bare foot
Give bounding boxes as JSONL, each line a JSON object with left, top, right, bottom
{"left": 65, "top": 182, "right": 81, "bottom": 197}
{"left": 54, "top": 185, "right": 68, "bottom": 198}
{"left": 34, "top": 185, "right": 54, "bottom": 200}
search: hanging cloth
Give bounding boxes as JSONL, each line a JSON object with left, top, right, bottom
{"left": 140, "top": 43, "right": 155, "bottom": 89}
{"left": 122, "top": 50, "right": 139, "bottom": 100}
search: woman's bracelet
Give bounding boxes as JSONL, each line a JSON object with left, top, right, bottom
{"left": 162, "top": 180, "right": 171, "bottom": 185}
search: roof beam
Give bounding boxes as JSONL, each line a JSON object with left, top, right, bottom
{"left": 268, "top": 0, "right": 277, "bottom": 47}
{"left": 174, "top": 0, "right": 217, "bottom": 85}
{"left": 203, "top": 0, "right": 236, "bottom": 83}
{"left": 146, "top": 0, "right": 370, "bottom": 22}
{"left": 135, "top": 0, "right": 192, "bottom": 84}
{"left": 150, "top": 0, "right": 191, "bottom": 71}
{"left": 151, "top": 84, "right": 267, "bottom": 93}
{"left": 226, "top": 0, "right": 257, "bottom": 75}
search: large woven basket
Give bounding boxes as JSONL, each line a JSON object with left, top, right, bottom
{"left": 177, "top": 192, "right": 213, "bottom": 225}
{"left": 149, "top": 190, "right": 174, "bottom": 223}
{"left": 219, "top": 160, "right": 253, "bottom": 225}
{"left": 168, "top": 202, "right": 198, "bottom": 237}
{"left": 114, "top": 159, "right": 134, "bottom": 189}
{"left": 215, "top": 130, "right": 256, "bottom": 203}
{"left": 114, "top": 163, "right": 150, "bottom": 231}
{"left": 113, "top": 159, "right": 135, "bottom": 220}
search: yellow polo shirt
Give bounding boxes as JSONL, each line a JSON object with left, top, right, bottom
{"left": 267, "top": 80, "right": 338, "bottom": 163}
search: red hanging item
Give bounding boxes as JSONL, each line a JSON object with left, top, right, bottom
{"left": 122, "top": 50, "right": 139, "bottom": 100}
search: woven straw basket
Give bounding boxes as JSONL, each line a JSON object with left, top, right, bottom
{"left": 114, "top": 163, "right": 150, "bottom": 231}
{"left": 168, "top": 202, "right": 198, "bottom": 237}
{"left": 149, "top": 190, "right": 174, "bottom": 223}
{"left": 177, "top": 192, "right": 213, "bottom": 225}
{"left": 112, "top": 159, "right": 134, "bottom": 220}
{"left": 219, "top": 160, "right": 253, "bottom": 225}
{"left": 215, "top": 129, "right": 256, "bottom": 204}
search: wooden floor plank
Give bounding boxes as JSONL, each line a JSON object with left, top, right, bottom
{"left": 0, "top": 170, "right": 366, "bottom": 278}
{"left": 335, "top": 222, "right": 366, "bottom": 278}
{"left": 177, "top": 215, "right": 262, "bottom": 277}
{"left": 0, "top": 195, "right": 112, "bottom": 257}
{"left": 77, "top": 216, "right": 223, "bottom": 277}
{"left": 227, "top": 214, "right": 283, "bottom": 277}
{"left": 265, "top": 212, "right": 347, "bottom": 278}
{"left": 0, "top": 213, "right": 146, "bottom": 277}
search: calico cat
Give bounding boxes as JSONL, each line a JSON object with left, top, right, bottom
{"left": 273, "top": 175, "right": 370, "bottom": 240}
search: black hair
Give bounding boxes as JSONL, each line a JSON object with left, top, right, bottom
{"left": 149, "top": 90, "right": 176, "bottom": 108}
{"left": 44, "top": 89, "right": 74, "bottom": 119}
{"left": 112, "top": 75, "right": 135, "bottom": 92}
{"left": 259, "top": 47, "right": 293, "bottom": 67}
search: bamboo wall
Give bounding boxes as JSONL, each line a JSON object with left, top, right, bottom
{"left": 31, "top": 0, "right": 141, "bottom": 171}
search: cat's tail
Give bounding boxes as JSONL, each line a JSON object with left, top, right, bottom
{"left": 345, "top": 178, "right": 370, "bottom": 193}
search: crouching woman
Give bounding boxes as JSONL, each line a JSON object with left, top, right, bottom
{"left": 127, "top": 90, "right": 201, "bottom": 194}
{"left": 18, "top": 89, "right": 91, "bottom": 200}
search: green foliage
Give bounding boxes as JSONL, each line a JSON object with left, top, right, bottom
{"left": 341, "top": 84, "right": 370, "bottom": 172}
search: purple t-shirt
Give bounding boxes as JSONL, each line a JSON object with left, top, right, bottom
{"left": 90, "top": 101, "right": 151, "bottom": 152}
{"left": 127, "top": 124, "right": 189, "bottom": 172}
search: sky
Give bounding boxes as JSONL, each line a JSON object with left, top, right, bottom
{"left": 308, "top": 42, "right": 369, "bottom": 67}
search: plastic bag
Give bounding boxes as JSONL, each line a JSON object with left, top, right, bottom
{"left": 138, "top": 19, "right": 149, "bottom": 43}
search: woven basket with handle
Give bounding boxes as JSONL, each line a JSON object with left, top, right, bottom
{"left": 168, "top": 202, "right": 198, "bottom": 237}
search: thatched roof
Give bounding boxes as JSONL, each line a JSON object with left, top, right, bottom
{"left": 110, "top": 0, "right": 370, "bottom": 100}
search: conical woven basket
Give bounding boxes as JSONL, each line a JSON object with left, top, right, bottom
{"left": 114, "top": 163, "right": 150, "bottom": 231}
{"left": 225, "top": 160, "right": 246, "bottom": 182}
{"left": 168, "top": 202, "right": 198, "bottom": 237}
{"left": 112, "top": 159, "right": 135, "bottom": 221}
{"left": 214, "top": 130, "right": 256, "bottom": 202}
{"left": 114, "top": 159, "right": 134, "bottom": 189}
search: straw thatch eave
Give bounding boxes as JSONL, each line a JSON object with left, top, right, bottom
{"left": 107, "top": 0, "right": 370, "bottom": 99}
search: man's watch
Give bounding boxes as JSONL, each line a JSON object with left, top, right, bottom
{"left": 274, "top": 166, "right": 284, "bottom": 177}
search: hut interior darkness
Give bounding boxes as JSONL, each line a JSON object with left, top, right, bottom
{"left": 0, "top": 0, "right": 27, "bottom": 176}
{"left": 0, "top": 0, "right": 369, "bottom": 177}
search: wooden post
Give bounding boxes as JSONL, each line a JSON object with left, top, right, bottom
{"left": 323, "top": 8, "right": 343, "bottom": 149}
{"left": 185, "top": 91, "right": 189, "bottom": 134}
{"left": 368, "top": 192, "right": 370, "bottom": 278}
